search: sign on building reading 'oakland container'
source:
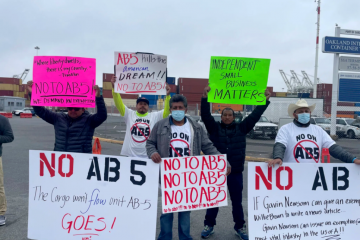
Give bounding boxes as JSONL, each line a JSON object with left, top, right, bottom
{"left": 322, "top": 36, "right": 360, "bottom": 54}
{"left": 338, "top": 73, "right": 360, "bottom": 103}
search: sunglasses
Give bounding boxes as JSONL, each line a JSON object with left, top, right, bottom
{"left": 67, "top": 107, "right": 81, "bottom": 111}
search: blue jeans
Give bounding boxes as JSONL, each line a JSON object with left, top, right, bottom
{"left": 204, "top": 172, "right": 245, "bottom": 230}
{"left": 158, "top": 211, "right": 192, "bottom": 240}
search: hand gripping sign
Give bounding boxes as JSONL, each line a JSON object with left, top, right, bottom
{"left": 114, "top": 52, "right": 167, "bottom": 95}
{"left": 28, "top": 150, "right": 159, "bottom": 240}
{"left": 160, "top": 154, "right": 228, "bottom": 213}
{"left": 31, "top": 56, "right": 96, "bottom": 108}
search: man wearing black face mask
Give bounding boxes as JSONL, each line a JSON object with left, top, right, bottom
{"left": 199, "top": 86, "right": 271, "bottom": 240}
{"left": 27, "top": 81, "right": 107, "bottom": 153}
{"left": 267, "top": 99, "right": 360, "bottom": 167}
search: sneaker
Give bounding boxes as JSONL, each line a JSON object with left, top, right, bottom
{"left": 235, "top": 224, "right": 248, "bottom": 240}
{"left": 201, "top": 225, "right": 214, "bottom": 239}
{"left": 0, "top": 215, "right": 6, "bottom": 226}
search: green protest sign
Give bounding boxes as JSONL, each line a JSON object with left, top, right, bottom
{"left": 208, "top": 56, "right": 271, "bottom": 105}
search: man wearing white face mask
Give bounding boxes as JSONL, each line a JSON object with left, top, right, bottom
{"left": 146, "top": 94, "right": 222, "bottom": 240}
{"left": 267, "top": 99, "right": 360, "bottom": 166}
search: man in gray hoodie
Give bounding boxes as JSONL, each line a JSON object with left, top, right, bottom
{"left": 0, "top": 114, "right": 14, "bottom": 226}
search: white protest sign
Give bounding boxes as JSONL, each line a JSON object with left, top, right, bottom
{"left": 114, "top": 52, "right": 167, "bottom": 95}
{"left": 28, "top": 150, "right": 159, "bottom": 240}
{"left": 160, "top": 155, "right": 228, "bottom": 214}
{"left": 248, "top": 162, "right": 360, "bottom": 240}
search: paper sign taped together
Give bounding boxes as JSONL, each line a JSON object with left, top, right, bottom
{"left": 31, "top": 56, "right": 96, "bottom": 108}
{"left": 114, "top": 52, "right": 167, "bottom": 95}
{"left": 208, "top": 56, "right": 271, "bottom": 105}
{"left": 160, "top": 154, "right": 228, "bottom": 214}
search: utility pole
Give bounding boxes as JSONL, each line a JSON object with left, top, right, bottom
{"left": 35, "top": 46, "right": 40, "bottom": 56}
{"left": 313, "top": 0, "right": 321, "bottom": 98}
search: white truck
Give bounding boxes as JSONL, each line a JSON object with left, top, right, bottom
{"left": 336, "top": 118, "right": 360, "bottom": 138}
{"left": 248, "top": 116, "right": 278, "bottom": 139}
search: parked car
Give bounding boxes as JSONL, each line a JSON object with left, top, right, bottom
{"left": 12, "top": 108, "right": 35, "bottom": 116}
{"left": 248, "top": 116, "right": 278, "bottom": 139}
{"left": 310, "top": 117, "right": 344, "bottom": 137}
{"left": 335, "top": 118, "right": 360, "bottom": 139}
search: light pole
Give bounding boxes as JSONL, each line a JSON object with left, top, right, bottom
{"left": 313, "top": 0, "right": 321, "bottom": 98}
{"left": 35, "top": 46, "right": 40, "bottom": 56}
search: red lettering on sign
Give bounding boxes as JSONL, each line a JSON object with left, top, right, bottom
{"left": 276, "top": 166, "right": 293, "bottom": 190}
{"left": 58, "top": 154, "right": 74, "bottom": 177}
{"left": 255, "top": 166, "right": 272, "bottom": 190}
{"left": 40, "top": 152, "right": 55, "bottom": 177}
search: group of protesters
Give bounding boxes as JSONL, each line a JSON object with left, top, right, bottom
{"left": 0, "top": 79, "right": 358, "bottom": 240}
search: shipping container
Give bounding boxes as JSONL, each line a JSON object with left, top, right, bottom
{"left": 169, "top": 84, "right": 177, "bottom": 93}
{"left": 166, "top": 77, "right": 175, "bottom": 85}
{"left": 103, "top": 73, "right": 114, "bottom": 82}
{"left": 276, "top": 92, "right": 287, "bottom": 97}
{"left": 19, "top": 85, "right": 26, "bottom": 92}
{"left": 0, "top": 78, "right": 21, "bottom": 85}
{"left": 267, "top": 87, "right": 273, "bottom": 93}
{"left": 178, "top": 85, "right": 205, "bottom": 94}
{"left": 103, "top": 82, "right": 112, "bottom": 90}
{"left": 271, "top": 92, "right": 276, "bottom": 97}
{"left": 286, "top": 93, "right": 298, "bottom": 97}
{"left": 212, "top": 103, "right": 243, "bottom": 113}
{"left": 317, "top": 83, "right": 332, "bottom": 91}
{"left": 0, "top": 90, "right": 14, "bottom": 96}
{"left": 0, "top": 84, "right": 18, "bottom": 91}
{"left": 180, "top": 93, "right": 203, "bottom": 102}
{"left": 298, "top": 93, "right": 310, "bottom": 98}
{"left": 178, "top": 78, "right": 208, "bottom": 94}
{"left": 102, "top": 90, "right": 138, "bottom": 99}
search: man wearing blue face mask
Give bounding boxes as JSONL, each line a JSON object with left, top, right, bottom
{"left": 146, "top": 94, "right": 222, "bottom": 240}
{"left": 268, "top": 99, "right": 360, "bottom": 166}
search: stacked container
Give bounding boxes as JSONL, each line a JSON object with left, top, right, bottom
{"left": 177, "top": 78, "right": 208, "bottom": 104}
{"left": 102, "top": 73, "right": 138, "bottom": 99}
{"left": 0, "top": 77, "right": 26, "bottom": 100}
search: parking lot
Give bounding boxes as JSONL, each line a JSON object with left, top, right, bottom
{"left": 0, "top": 116, "right": 359, "bottom": 239}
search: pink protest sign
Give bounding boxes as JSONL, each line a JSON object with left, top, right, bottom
{"left": 31, "top": 56, "right": 96, "bottom": 107}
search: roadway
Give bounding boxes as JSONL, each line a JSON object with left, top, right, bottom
{"left": 0, "top": 117, "right": 358, "bottom": 239}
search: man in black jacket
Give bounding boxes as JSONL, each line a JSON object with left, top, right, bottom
{"left": 200, "top": 86, "right": 271, "bottom": 239}
{"left": 27, "top": 81, "right": 107, "bottom": 153}
{"left": 0, "top": 114, "right": 14, "bottom": 226}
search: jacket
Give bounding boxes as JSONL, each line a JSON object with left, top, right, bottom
{"left": 201, "top": 97, "right": 270, "bottom": 173}
{"left": 0, "top": 115, "right": 14, "bottom": 157}
{"left": 32, "top": 96, "right": 107, "bottom": 153}
{"left": 146, "top": 116, "right": 220, "bottom": 158}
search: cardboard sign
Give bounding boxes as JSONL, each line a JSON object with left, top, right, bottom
{"left": 114, "top": 52, "right": 167, "bottom": 95}
{"left": 31, "top": 56, "right": 96, "bottom": 108}
{"left": 208, "top": 56, "right": 270, "bottom": 105}
{"left": 160, "top": 155, "right": 228, "bottom": 214}
{"left": 28, "top": 150, "right": 159, "bottom": 240}
{"left": 248, "top": 162, "right": 360, "bottom": 240}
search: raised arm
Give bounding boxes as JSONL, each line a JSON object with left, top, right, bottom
{"left": 201, "top": 86, "right": 218, "bottom": 134}
{"left": 27, "top": 81, "right": 58, "bottom": 125}
{"left": 0, "top": 116, "right": 14, "bottom": 144}
{"left": 238, "top": 89, "right": 271, "bottom": 134}
{"left": 89, "top": 85, "right": 108, "bottom": 128}
{"left": 163, "top": 84, "right": 171, "bottom": 118}
{"left": 111, "top": 76, "right": 126, "bottom": 117}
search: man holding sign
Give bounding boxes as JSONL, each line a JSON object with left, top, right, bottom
{"left": 111, "top": 76, "right": 171, "bottom": 158}
{"left": 200, "top": 86, "right": 271, "bottom": 239}
{"left": 27, "top": 81, "right": 107, "bottom": 153}
{"left": 268, "top": 99, "right": 360, "bottom": 166}
{"left": 146, "top": 94, "right": 224, "bottom": 240}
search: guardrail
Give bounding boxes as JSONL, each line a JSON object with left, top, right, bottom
{"left": 20, "top": 113, "right": 33, "bottom": 118}
{"left": 0, "top": 113, "right": 13, "bottom": 118}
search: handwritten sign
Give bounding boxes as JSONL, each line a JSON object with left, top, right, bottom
{"left": 208, "top": 56, "right": 271, "bottom": 105}
{"left": 248, "top": 162, "right": 360, "bottom": 240}
{"left": 114, "top": 52, "right": 167, "bottom": 95}
{"left": 28, "top": 150, "right": 159, "bottom": 240}
{"left": 31, "top": 56, "right": 96, "bottom": 108}
{"left": 160, "top": 154, "right": 228, "bottom": 214}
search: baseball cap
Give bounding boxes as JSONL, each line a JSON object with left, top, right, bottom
{"left": 136, "top": 97, "right": 149, "bottom": 105}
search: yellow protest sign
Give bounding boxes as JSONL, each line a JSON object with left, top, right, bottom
{"left": 208, "top": 56, "right": 271, "bottom": 105}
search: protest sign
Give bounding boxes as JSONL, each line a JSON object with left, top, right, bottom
{"left": 160, "top": 154, "right": 228, "bottom": 214}
{"left": 248, "top": 162, "right": 360, "bottom": 240}
{"left": 114, "top": 52, "right": 167, "bottom": 95}
{"left": 31, "top": 56, "right": 96, "bottom": 108}
{"left": 208, "top": 56, "right": 271, "bottom": 105}
{"left": 28, "top": 150, "right": 159, "bottom": 240}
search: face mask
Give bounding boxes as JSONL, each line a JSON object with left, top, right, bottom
{"left": 172, "top": 110, "right": 185, "bottom": 121}
{"left": 297, "top": 113, "right": 310, "bottom": 124}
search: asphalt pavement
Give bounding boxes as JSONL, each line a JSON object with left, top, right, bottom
{"left": 1, "top": 116, "right": 359, "bottom": 240}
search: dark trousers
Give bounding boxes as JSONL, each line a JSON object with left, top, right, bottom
{"left": 204, "top": 172, "right": 245, "bottom": 230}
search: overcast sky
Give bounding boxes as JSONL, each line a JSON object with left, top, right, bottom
{"left": 1, "top": 0, "right": 360, "bottom": 91}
